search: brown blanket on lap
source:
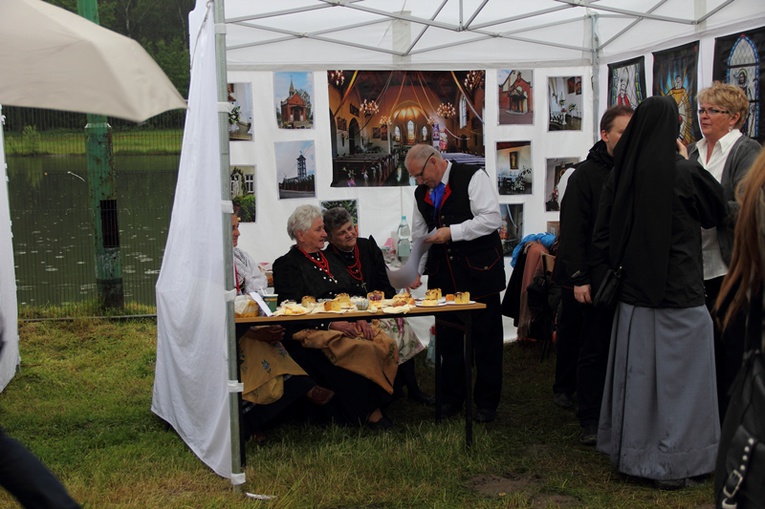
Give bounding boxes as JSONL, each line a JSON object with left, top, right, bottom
{"left": 292, "top": 326, "right": 399, "bottom": 394}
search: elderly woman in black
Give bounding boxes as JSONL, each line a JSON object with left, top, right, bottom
{"left": 272, "top": 204, "right": 396, "bottom": 428}
{"left": 322, "top": 206, "right": 432, "bottom": 405}
{"left": 593, "top": 96, "right": 726, "bottom": 489}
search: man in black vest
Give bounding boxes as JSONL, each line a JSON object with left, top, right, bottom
{"left": 404, "top": 145, "right": 506, "bottom": 423}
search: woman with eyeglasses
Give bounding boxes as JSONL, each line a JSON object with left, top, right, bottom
{"left": 687, "top": 81, "right": 762, "bottom": 421}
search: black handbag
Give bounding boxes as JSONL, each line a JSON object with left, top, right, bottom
{"left": 715, "top": 288, "right": 765, "bottom": 509}
{"left": 592, "top": 265, "right": 622, "bottom": 310}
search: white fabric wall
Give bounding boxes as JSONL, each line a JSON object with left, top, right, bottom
{"left": 151, "top": 0, "right": 233, "bottom": 478}
{"left": 0, "top": 111, "right": 20, "bottom": 391}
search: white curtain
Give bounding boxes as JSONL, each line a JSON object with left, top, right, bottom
{"left": 151, "top": 0, "right": 232, "bottom": 478}
{"left": 0, "top": 112, "right": 20, "bottom": 392}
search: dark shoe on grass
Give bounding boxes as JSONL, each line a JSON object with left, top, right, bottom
{"left": 474, "top": 408, "right": 497, "bottom": 423}
{"left": 654, "top": 478, "right": 688, "bottom": 491}
{"left": 579, "top": 425, "right": 597, "bottom": 446}
{"left": 553, "top": 392, "right": 576, "bottom": 411}
{"left": 437, "top": 402, "right": 463, "bottom": 418}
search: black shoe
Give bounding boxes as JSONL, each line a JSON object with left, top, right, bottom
{"left": 474, "top": 408, "right": 497, "bottom": 423}
{"left": 654, "top": 478, "right": 688, "bottom": 491}
{"left": 408, "top": 390, "right": 436, "bottom": 407}
{"left": 579, "top": 425, "right": 597, "bottom": 446}
{"left": 553, "top": 392, "right": 576, "bottom": 411}
{"left": 437, "top": 402, "right": 463, "bottom": 418}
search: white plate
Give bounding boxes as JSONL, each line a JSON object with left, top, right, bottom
{"left": 415, "top": 301, "right": 447, "bottom": 307}
{"left": 446, "top": 300, "right": 476, "bottom": 305}
{"left": 415, "top": 297, "right": 446, "bottom": 304}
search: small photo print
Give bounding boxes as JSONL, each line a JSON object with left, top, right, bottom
{"left": 548, "top": 76, "right": 583, "bottom": 131}
{"left": 275, "top": 140, "right": 316, "bottom": 199}
{"left": 274, "top": 71, "right": 314, "bottom": 129}
{"left": 230, "top": 165, "right": 256, "bottom": 222}
{"left": 497, "top": 141, "right": 532, "bottom": 195}
{"left": 498, "top": 69, "right": 533, "bottom": 125}
{"left": 227, "top": 82, "right": 253, "bottom": 141}
{"left": 499, "top": 204, "right": 524, "bottom": 257}
{"left": 545, "top": 158, "right": 578, "bottom": 211}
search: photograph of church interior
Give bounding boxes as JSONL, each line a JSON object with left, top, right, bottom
{"left": 327, "top": 70, "right": 486, "bottom": 188}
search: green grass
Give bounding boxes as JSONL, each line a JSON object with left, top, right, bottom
{"left": 0, "top": 319, "right": 716, "bottom": 508}
{"left": 4, "top": 129, "right": 182, "bottom": 156}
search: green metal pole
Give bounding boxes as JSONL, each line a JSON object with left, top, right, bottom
{"left": 77, "top": 0, "right": 124, "bottom": 310}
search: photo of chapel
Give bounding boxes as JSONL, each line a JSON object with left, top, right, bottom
{"left": 498, "top": 69, "right": 533, "bottom": 125}
{"left": 274, "top": 71, "right": 313, "bottom": 129}
{"left": 327, "top": 70, "right": 485, "bottom": 187}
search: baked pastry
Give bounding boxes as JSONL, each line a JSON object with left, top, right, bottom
{"left": 445, "top": 293, "right": 455, "bottom": 302}
{"left": 425, "top": 288, "right": 442, "bottom": 300}
{"left": 367, "top": 290, "right": 384, "bottom": 302}
{"left": 419, "top": 299, "right": 439, "bottom": 307}
{"left": 392, "top": 297, "right": 415, "bottom": 307}
{"left": 336, "top": 293, "right": 351, "bottom": 304}
{"left": 454, "top": 291, "right": 470, "bottom": 304}
{"left": 234, "top": 295, "right": 259, "bottom": 317}
{"left": 324, "top": 299, "right": 342, "bottom": 311}
{"left": 301, "top": 296, "right": 316, "bottom": 307}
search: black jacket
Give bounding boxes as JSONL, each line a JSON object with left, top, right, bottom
{"left": 554, "top": 140, "right": 612, "bottom": 288}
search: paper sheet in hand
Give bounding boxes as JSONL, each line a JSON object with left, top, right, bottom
{"left": 386, "top": 229, "right": 436, "bottom": 289}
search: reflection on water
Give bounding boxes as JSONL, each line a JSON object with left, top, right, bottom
{"left": 8, "top": 155, "right": 179, "bottom": 308}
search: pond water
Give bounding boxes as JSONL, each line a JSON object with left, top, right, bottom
{"left": 7, "top": 155, "right": 179, "bottom": 309}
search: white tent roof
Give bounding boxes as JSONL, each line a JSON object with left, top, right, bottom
{"left": 224, "top": 0, "right": 765, "bottom": 69}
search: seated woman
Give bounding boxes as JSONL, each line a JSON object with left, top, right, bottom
{"left": 273, "top": 204, "right": 397, "bottom": 428}
{"left": 322, "top": 206, "right": 433, "bottom": 405}
{"left": 232, "top": 212, "right": 334, "bottom": 441}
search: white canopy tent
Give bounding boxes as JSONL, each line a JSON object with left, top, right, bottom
{"left": 154, "top": 0, "right": 765, "bottom": 482}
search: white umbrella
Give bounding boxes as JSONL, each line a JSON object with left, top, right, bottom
{"left": 0, "top": 0, "right": 186, "bottom": 122}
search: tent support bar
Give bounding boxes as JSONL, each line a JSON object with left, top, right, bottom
{"left": 214, "top": 0, "right": 244, "bottom": 489}
{"left": 590, "top": 13, "right": 600, "bottom": 146}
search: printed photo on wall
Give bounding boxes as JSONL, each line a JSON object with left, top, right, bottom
{"left": 275, "top": 140, "right": 316, "bottom": 199}
{"left": 227, "top": 82, "right": 253, "bottom": 141}
{"left": 653, "top": 42, "right": 700, "bottom": 145}
{"left": 327, "top": 70, "right": 485, "bottom": 187}
{"left": 498, "top": 69, "right": 533, "bottom": 125}
{"left": 499, "top": 204, "right": 524, "bottom": 257}
{"left": 497, "top": 141, "right": 532, "bottom": 195}
{"left": 548, "top": 76, "right": 583, "bottom": 131}
{"left": 608, "top": 56, "right": 646, "bottom": 108}
{"left": 713, "top": 27, "right": 765, "bottom": 143}
{"left": 274, "top": 71, "right": 314, "bottom": 129}
{"left": 320, "top": 199, "right": 359, "bottom": 227}
{"left": 230, "top": 165, "right": 256, "bottom": 222}
{"left": 546, "top": 221, "right": 560, "bottom": 236}
{"left": 545, "top": 158, "right": 578, "bottom": 211}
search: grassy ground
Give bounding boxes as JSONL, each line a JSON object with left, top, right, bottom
{"left": 3, "top": 129, "right": 182, "bottom": 156}
{"left": 0, "top": 319, "right": 715, "bottom": 508}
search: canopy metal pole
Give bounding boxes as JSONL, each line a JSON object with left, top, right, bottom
{"left": 213, "top": 0, "right": 244, "bottom": 489}
{"left": 590, "top": 12, "right": 601, "bottom": 144}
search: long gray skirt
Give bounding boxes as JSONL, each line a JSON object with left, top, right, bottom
{"left": 596, "top": 303, "right": 720, "bottom": 481}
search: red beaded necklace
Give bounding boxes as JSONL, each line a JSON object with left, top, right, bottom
{"left": 298, "top": 247, "right": 335, "bottom": 281}
{"left": 332, "top": 244, "right": 364, "bottom": 283}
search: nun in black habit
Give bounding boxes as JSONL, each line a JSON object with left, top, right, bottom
{"left": 592, "top": 96, "right": 727, "bottom": 489}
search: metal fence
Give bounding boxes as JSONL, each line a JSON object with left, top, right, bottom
{"left": 4, "top": 106, "right": 183, "bottom": 319}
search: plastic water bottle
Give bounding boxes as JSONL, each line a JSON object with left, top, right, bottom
{"left": 397, "top": 216, "right": 411, "bottom": 262}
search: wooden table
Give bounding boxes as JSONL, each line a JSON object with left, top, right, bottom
{"left": 236, "top": 302, "right": 487, "bottom": 448}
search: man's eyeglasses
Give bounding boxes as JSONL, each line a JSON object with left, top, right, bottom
{"left": 697, "top": 108, "right": 728, "bottom": 116}
{"left": 411, "top": 154, "right": 433, "bottom": 180}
